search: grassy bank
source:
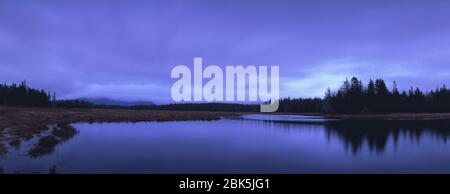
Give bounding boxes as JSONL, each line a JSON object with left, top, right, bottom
{"left": 2, "top": 106, "right": 450, "bottom": 144}
{"left": 0, "top": 106, "right": 238, "bottom": 143}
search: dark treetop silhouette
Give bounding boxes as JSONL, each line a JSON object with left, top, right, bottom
{"left": 262, "top": 77, "right": 450, "bottom": 114}
{"left": 0, "top": 81, "right": 52, "bottom": 107}
{"left": 1, "top": 78, "right": 450, "bottom": 114}
{"left": 322, "top": 77, "right": 450, "bottom": 114}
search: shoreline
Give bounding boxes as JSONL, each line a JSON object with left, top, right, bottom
{"left": 3, "top": 106, "right": 450, "bottom": 142}
{"left": 257, "top": 111, "right": 450, "bottom": 121}
{"left": 0, "top": 106, "right": 238, "bottom": 143}
{"left": 2, "top": 106, "right": 450, "bottom": 156}
{"left": 324, "top": 113, "right": 450, "bottom": 121}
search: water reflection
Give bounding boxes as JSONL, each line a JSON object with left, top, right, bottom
{"left": 0, "top": 142, "right": 6, "bottom": 156}
{"left": 0, "top": 123, "right": 79, "bottom": 159}
{"left": 1, "top": 115, "right": 450, "bottom": 173}
{"left": 240, "top": 114, "right": 338, "bottom": 123}
{"left": 28, "top": 123, "right": 78, "bottom": 157}
{"left": 236, "top": 115, "right": 450, "bottom": 154}
{"left": 324, "top": 121, "right": 450, "bottom": 154}
{"left": 9, "top": 115, "right": 447, "bottom": 158}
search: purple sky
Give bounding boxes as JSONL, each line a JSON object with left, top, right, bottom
{"left": 1, "top": 0, "right": 450, "bottom": 103}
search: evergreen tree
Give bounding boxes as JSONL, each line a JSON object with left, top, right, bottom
{"left": 0, "top": 80, "right": 51, "bottom": 107}
{"left": 323, "top": 77, "right": 450, "bottom": 114}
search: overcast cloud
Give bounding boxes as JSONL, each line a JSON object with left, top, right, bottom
{"left": 1, "top": 0, "right": 450, "bottom": 103}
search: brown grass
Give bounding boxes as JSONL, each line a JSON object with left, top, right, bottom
{"left": 3, "top": 106, "right": 449, "bottom": 145}
{"left": 0, "top": 106, "right": 239, "bottom": 142}
{"left": 28, "top": 135, "right": 59, "bottom": 157}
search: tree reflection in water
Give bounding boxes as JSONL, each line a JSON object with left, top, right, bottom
{"left": 324, "top": 121, "right": 450, "bottom": 154}
{"left": 236, "top": 117, "right": 450, "bottom": 155}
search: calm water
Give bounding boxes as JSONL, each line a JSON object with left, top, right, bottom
{"left": 2, "top": 115, "right": 450, "bottom": 173}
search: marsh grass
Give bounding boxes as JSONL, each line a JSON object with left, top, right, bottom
{"left": 53, "top": 123, "right": 78, "bottom": 141}
{"left": 0, "top": 106, "right": 237, "bottom": 155}
{"left": 28, "top": 135, "right": 59, "bottom": 157}
{"left": 28, "top": 123, "right": 79, "bottom": 157}
{"left": 0, "top": 143, "right": 6, "bottom": 155}
{"left": 8, "top": 139, "right": 21, "bottom": 147}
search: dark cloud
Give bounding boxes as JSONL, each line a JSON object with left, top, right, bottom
{"left": 1, "top": 0, "right": 449, "bottom": 103}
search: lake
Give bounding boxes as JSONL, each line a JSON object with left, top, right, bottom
{"left": 1, "top": 114, "right": 450, "bottom": 173}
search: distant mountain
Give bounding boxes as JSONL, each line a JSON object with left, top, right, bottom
{"left": 80, "top": 98, "right": 155, "bottom": 107}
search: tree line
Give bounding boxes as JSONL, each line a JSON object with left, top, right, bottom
{"left": 0, "top": 81, "right": 97, "bottom": 108}
{"left": 322, "top": 77, "right": 450, "bottom": 114}
{"left": 0, "top": 81, "right": 52, "bottom": 107}
{"left": 277, "top": 97, "right": 323, "bottom": 113}
{"left": 277, "top": 77, "right": 450, "bottom": 114}
{"left": 2, "top": 79, "right": 450, "bottom": 114}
